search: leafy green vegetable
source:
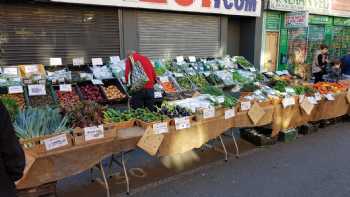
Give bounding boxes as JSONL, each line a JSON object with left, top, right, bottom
{"left": 176, "top": 77, "right": 193, "bottom": 90}
{"left": 103, "top": 108, "right": 134, "bottom": 123}
{"left": 69, "top": 101, "right": 105, "bottom": 128}
{"left": 0, "top": 97, "right": 19, "bottom": 121}
{"left": 188, "top": 74, "right": 209, "bottom": 89}
{"left": 14, "top": 106, "right": 69, "bottom": 139}
{"left": 232, "top": 71, "right": 247, "bottom": 83}
{"left": 273, "top": 80, "right": 288, "bottom": 92}
{"left": 201, "top": 85, "right": 224, "bottom": 96}
{"left": 240, "top": 83, "right": 259, "bottom": 92}
{"left": 155, "top": 66, "right": 167, "bottom": 76}
{"left": 133, "top": 108, "right": 168, "bottom": 123}
{"left": 234, "top": 56, "right": 254, "bottom": 68}
{"left": 223, "top": 96, "right": 238, "bottom": 108}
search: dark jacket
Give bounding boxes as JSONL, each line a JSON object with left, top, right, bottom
{"left": 0, "top": 102, "right": 25, "bottom": 197}
{"left": 341, "top": 54, "right": 350, "bottom": 75}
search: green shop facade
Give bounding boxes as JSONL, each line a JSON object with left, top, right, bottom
{"left": 261, "top": 0, "right": 350, "bottom": 77}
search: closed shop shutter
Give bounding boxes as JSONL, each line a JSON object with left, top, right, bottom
{"left": 0, "top": 2, "right": 120, "bottom": 66}
{"left": 136, "top": 11, "right": 221, "bottom": 59}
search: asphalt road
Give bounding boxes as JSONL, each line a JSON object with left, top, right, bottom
{"left": 131, "top": 122, "right": 350, "bottom": 197}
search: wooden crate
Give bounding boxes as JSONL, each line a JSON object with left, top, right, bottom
{"left": 73, "top": 124, "right": 116, "bottom": 145}
{"left": 104, "top": 119, "right": 135, "bottom": 130}
{"left": 17, "top": 182, "right": 57, "bottom": 197}
{"left": 20, "top": 133, "right": 73, "bottom": 154}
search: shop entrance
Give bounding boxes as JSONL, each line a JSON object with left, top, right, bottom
{"left": 264, "top": 31, "right": 279, "bottom": 72}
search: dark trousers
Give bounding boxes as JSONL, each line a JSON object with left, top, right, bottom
{"left": 313, "top": 71, "right": 324, "bottom": 83}
{"left": 130, "top": 89, "right": 155, "bottom": 111}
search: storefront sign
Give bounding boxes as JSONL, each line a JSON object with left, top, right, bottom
{"left": 269, "top": 0, "right": 350, "bottom": 17}
{"left": 285, "top": 11, "right": 308, "bottom": 28}
{"left": 52, "top": 0, "right": 262, "bottom": 17}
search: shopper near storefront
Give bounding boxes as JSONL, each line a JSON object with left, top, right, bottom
{"left": 312, "top": 44, "right": 329, "bottom": 83}
{"left": 328, "top": 59, "right": 342, "bottom": 82}
{"left": 125, "top": 51, "right": 157, "bottom": 111}
{"left": 341, "top": 50, "right": 350, "bottom": 79}
{"left": 0, "top": 102, "right": 25, "bottom": 197}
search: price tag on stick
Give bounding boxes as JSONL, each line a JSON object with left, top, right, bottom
{"left": 73, "top": 57, "right": 85, "bottom": 66}
{"left": 84, "top": 125, "right": 104, "bottom": 141}
{"left": 92, "top": 58, "right": 103, "bottom": 66}
{"left": 50, "top": 58, "right": 63, "bottom": 66}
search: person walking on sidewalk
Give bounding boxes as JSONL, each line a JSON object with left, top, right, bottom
{"left": 125, "top": 51, "right": 157, "bottom": 111}
{"left": 312, "top": 44, "right": 329, "bottom": 83}
{"left": 0, "top": 101, "right": 25, "bottom": 197}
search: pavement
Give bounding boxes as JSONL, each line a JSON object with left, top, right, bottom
{"left": 58, "top": 121, "right": 350, "bottom": 197}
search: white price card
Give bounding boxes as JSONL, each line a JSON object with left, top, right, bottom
{"left": 176, "top": 56, "right": 184, "bottom": 63}
{"left": 203, "top": 107, "right": 215, "bottom": 119}
{"left": 59, "top": 84, "right": 72, "bottom": 92}
{"left": 217, "top": 96, "right": 225, "bottom": 104}
{"left": 73, "top": 57, "right": 85, "bottom": 66}
{"left": 43, "top": 134, "right": 69, "bottom": 151}
{"left": 307, "top": 97, "right": 318, "bottom": 105}
{"left": 173, "top": 72, "right": 184, "bottom": 77}
{"left": 189, "top": 56, "right": 196, "bottom": 63}
{"left": 24, "top": 65, "right": 39, "bottom": 74}
{"left": 153, "top": 122, "right": 168, "bottom": 134}
{"left": 203, "top": 71, "right": 211, "bottom": 77}
{"left": 159, "top": 76, "right": 169, "bottom": 83}
{"left": 92, "top": 79, "right": 103, "bottom": 85}
{"left": 249, "top": 67, "right": 257, "bottom": 72}
{"left": 8, "top": 86, "right": 23, "bottom": 94}
{"left": 154, "top": 91, "right": 162, "bottom": 98}
{"left": 110, "top": 56, "right": 120, "bottom": 64}
{"left": 175, "top": 117, "right": 191, "bottom": 130}
{"left": 28, "top": 84, "right": 46, "bottom": 96}
{"left": 315, "top": 93, "right": 322, "bottom": 101}
{"left": 240, "top": 101, "right": 251, "bottom": 111}
{"left": 50, "top": 58, "right": 63, "bottom": 66}
{"left": 282, "top": 97, "right": 295, "bottom": 108}
{"left": 84, "top": 125, "right": 104, "bottom": 141}
{"left": 3, "top": 67, "right": 18, "bottom": 76}
{"left": 325, "top": 94, "right": 335, "bottom": 101}
{"left": 92, "top": 58, "right": 103, "bottom": 66}
{"left": 225, "top": 109, "right": 236, "bottom": 120}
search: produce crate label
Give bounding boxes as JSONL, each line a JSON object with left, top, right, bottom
{"left": 203, "top": 71, "right": 211, "bottom": 77}
{"left": 249, "top": 67, "right": 256, "bottom": 72}
{"left": 110, "top": 56, "right": 120, "bottom": 64}
{"left": 49, "top": 58, "right": 63, "bottom": 66}
{"left": 59, "top": 84, "right": 72, "bottom": 92}
{"left": 92, "top": 58, "right": 103, "bottom": 66}
{"left": 315, "top": 93, "right": 322, "bottom": 101}
{"left": 24, "top": 65, "right": 39, "bottom": 74}
{"left": 325, "top": 94, "right": 335, "bottom": 101}
{"left": 240, "top": 101, "right": 251, "bottom": 111}
{"left": 153, "top": 122, "right": 168, "bottom": 134}
{"left": 43, "top": 134, "right": 69, "bottom": 151}
{"left": 217, "top": 96, "right": 225, "bottom": 104}
{"left": 92, "top": 79, "right": 103, "bottom": 85}
{"left": 80, "top": 73, "right": 93, "bottom": 80}
{"left": 159, "top": 76, "right": 169, "bottom": 83}
{"left": 225, "top": 109, "right": 236, "bottom": 120}
{"left": 154, "top": 91, "right": 162, "bottom": 98}
{"left": 282, "top": 97, "right": 295, "bottom": 108}
{"left": 174, "top": 72, "right": 184, "bottom": 77}
{"left": 84, "top": 125, "right": 104, "bottom": 141}
{"left": 175, "top": 117, "right": 191, "bottom": 130}
{"left": 203, "top": 106, "right": 215, "bottom": 119}
{"left": 8, "top": 86, "right": 24, "bottom": 94}
{"left": 28, "top": 84, "right": 46, "bottom": 96}
{"left": 189, "top": 56, "right": 196, "bottom": 63}
{"left": 73, "top": 57, "right": 85, "bottom": 66}
{"left": 307, "top": 97, "right": 318, "bottom": 105}
{"left": 3, "top": 67, "right": 18, "bottom": 76}
{"left": 176, "top": 56, "right": 184, "bottom": 63}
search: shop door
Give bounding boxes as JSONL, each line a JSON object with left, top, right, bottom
{"left": 264, "top": 32, "right": 279, "bottom": 72}
{"left": 136, "top": 11, "right": 220, "bottom": 59}
{"left": 307, "top": 25, "right": 325, "bottom": 64}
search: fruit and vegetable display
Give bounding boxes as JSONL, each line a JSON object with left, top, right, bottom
{"left": 103, "top": 108, "right": 134, "bottom": 123}
{"left": 158, "top": 103, "right": 192, "bottom": 118}
{"left": 205, "top": 73, "right": 224, "bottom": 86}
{"left": 201, "top": 86, "right": 224, "bottom": 96}
{"left": 160, "top": 81, "right": 177, "bottom": 93}
{"left": 79, "top": 84, "right": 104, "bottom": 102}
{"left": 273, "top": 80, "right": 288, "bottom": 93}
{"left": 240, "top": 83, "right": 259, "bottom": 92}
{"left": 0, "top": 93, "right": 26, "bottom": 109}
{"left": 102, "top": 85, "right": 126, "bottom": 100}
{"left": 293, "top": 85, "right": 315, "bottom": 95}
{"left": 313, "top": 82, "right": 346, "bottom": 94}
{"left": 56, "top": 90, "right": 81, "bottom": 111}
{"left": 133, "top": 108, "right": 168, "bottom": 123}
{"left": 233, "top": 56, "right": 254, "bottom": 69}
{"left": 69, "top": 101, "right": 105, "bottom": 128}
{"left": 14, "top": 106, "right": 70, "bottom": 140}
{"left": 223, "top": 96, "right": 238, "bottom": 109}
{"left": 188, "top": 74, "right": 209, "bottom": 89}
{"left": 176, "top": 77, "right": 193, "bottom": 90}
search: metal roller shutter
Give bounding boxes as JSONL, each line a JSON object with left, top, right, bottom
{"left": 136, "top": 11, "right": 221, "bottom": 59}
{"left": 0, "top": 2, "right": 120, "bottom": 66}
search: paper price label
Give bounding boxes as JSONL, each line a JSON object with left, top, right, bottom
{"left": 173, "top": 72, "right": 184, "bottom": 77}
{"left": 203, "top": 107, "right": 215, "bottom": 119}
{"left": 217, "top": 96, "right": 225, "bottom": 104}
{"left": 3, "top": 67, "right": 18, "bottom": 76}
{"left": 153, "top": 122, "right": 168, "bottom": 134}
{"left": 189, "top": 56, "right": 196, "bottom": 63}
{"left": 73, "top": 57, "right": 85, "bottom": 66}
{"left": 84, "top": 125, "right": 104, "bottom": 141}
{"left": 315, "top": 93, "right": 322, "bottom": 101}
{"left": 8, "top": 86, "right": 23, "bottom": 94}
{"left": 325, "top": 94, "right": 335, "bottom": 101}
{"left": 282, "top": 97, "right": 295, "bottom": 108}
{"left": 43, "top": 134, "right": 69, "bottom": 151}
{"left": 175, "top": 117, "right": 191, "bottom": 130}
{"left": 249, "top": 67, "right": 257, "bottom": 72}
{"left": 154, "top": 91, "right": 162, "bottom": 98}
{"left": 159, "top": 76, "right": 169, "bottom": 83}
{"left": 92, "top": 58, "right": 103, "bottom": 66}
{"left": 59, "top": 84, "right": 72, "bottom": 92}
{"left": 92, "top": 79, "right": 103, "bottom": 85}
{"left": 50, "top": 58, "right": 63, "bottom": 66}
{"left": 225, "top": 109, "right": 236, "bottom": 120}
{"left": 28, "top": 84, "right": 46, "bottom": 96}
{"left": 240, "top": 101, "right": 251, "bottom": 111}
{"left": 24, "top": 65, "right": 39, "bottom": 74}
{"left": 110, "top": 56, "right": 120, "bottom": 64}
{"left": 307, "top": 97, "right": 318, "bottom": 105}
{"left": 176, "top": 56, "right": 184, "bottom": 63}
